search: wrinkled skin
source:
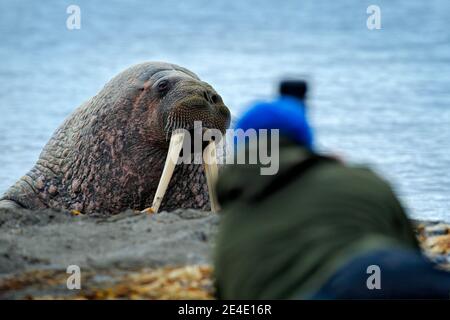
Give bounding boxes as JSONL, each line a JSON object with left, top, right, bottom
{"left": 0, "top": 62, "right": 231, "bottom": 214}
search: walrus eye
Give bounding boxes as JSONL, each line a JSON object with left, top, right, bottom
{"left": 157, "top": 80, "right": 169, "bottom": 94}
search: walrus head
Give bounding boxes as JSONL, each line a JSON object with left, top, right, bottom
{"left": 157, "top": 72, "right": 230, "bottom": 137}
{"left": 123, "top": 62, "right": 231, "bottom": 146}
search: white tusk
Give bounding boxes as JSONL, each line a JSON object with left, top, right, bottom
{"left": 203, "top": 140, "right": 220, "bottom": 213}
{"left": 142, "top": 130, "right": 185, "bottom": 214}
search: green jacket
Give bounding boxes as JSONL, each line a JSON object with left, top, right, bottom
{"left": 214, "top": 141, "right": 419, "bottom": 299}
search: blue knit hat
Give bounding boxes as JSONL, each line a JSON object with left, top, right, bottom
{"left": 235, "top": 96, "right": 314, "bottom": 149}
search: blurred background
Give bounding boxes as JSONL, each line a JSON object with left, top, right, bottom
{"left": 0, "top": 0, "right": 449, "bottom": 220}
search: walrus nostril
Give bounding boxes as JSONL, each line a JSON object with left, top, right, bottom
{"left": 202, "top": 90, "right": 220, "bottom": 104}
{"left": 211, "top": 94, "right": 219, "bottom": 104}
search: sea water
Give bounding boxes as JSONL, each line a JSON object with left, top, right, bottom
{"left": 0, "top": 0, "right": 449, "bottom": 220}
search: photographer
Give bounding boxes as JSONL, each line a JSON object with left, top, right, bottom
{"left": 214, "top": 81, "right": 450, "bottom": 299}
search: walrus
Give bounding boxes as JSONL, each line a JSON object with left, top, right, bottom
{"left": 0, "top": 62, "right": 231, "bottom": 214}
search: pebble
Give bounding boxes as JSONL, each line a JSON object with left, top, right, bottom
{"left": 424, "top": 224, "right": 449, "bottom": 237}
{"left": 427, "top": 254, "right": 450, "bottom": 265}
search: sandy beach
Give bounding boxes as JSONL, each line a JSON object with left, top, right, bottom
{"left": 0, "top": 208, "right": 218, "bottom": 299}
{"left": 0, "top": 207, "right": 449, "bottom": 299}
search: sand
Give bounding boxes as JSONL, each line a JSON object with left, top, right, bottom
{"left": 1, "top": 207, "right": 449, "bottom": 299}
{"left": 0, "top": 207, "right": 219, "bottom": 299}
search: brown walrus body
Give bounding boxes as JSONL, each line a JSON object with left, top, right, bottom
{"left": 0, "top": 62, "right": 230, "bottom": 214}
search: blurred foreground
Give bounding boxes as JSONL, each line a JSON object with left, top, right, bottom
{"left": 0, "top": 208, "right": 449, "bottom": 299}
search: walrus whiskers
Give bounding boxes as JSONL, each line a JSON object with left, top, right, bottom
{"left": 165, "top": 117, "right": 174, "bottom": 140}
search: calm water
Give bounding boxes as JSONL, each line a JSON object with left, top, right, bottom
{"left": 0, "top": 0, "right": 449, "bottom": 220}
